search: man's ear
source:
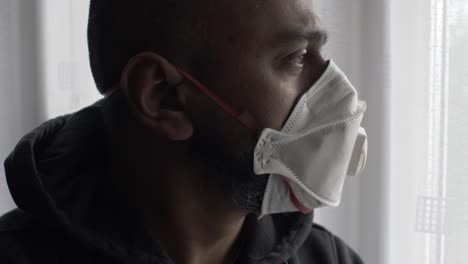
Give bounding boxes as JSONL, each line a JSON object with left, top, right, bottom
{"left": 121, "top": 52, "right": 193, "bottom": 141}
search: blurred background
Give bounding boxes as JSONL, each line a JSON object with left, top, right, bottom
{"left": 1, "top": 0, "right": 467, "bottom": 263}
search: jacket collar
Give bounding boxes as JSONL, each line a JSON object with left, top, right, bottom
{"left": 4, "top": 93, "right": 314, "bottom": 263}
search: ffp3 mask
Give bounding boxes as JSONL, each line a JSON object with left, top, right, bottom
{"left": 177, "top": 60, "right": 367, "bottom": 216}
{"left": 253, "top": 61, "right": 367, "bottom": 216}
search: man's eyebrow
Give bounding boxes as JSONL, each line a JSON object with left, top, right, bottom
{"left": 274, "top": 28, "right": 329, "bottom": 46}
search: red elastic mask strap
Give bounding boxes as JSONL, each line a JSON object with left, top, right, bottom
{"left": 176, "top": 67, "right": 259, "bottom": 132}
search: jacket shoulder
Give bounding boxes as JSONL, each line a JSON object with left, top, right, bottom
{"left": 0, "top": 209, "right": 58, "bottom": 263}
{"left": 297, "top": 223, "right": 364, "bottom": 264}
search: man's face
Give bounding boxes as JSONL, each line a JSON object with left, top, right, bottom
{"left": 184, "top": 0, "right": 328, "bottom": 213}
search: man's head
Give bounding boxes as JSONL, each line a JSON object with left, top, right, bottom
{"left": 89, "top": 0, "right": 328, "bottom": 214}
{"left": 88, "top": 0, "right": 209, "bottom": 94}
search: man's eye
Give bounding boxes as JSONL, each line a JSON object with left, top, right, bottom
{"left": 285, "top": 49, "right": 308, "bottom": 68}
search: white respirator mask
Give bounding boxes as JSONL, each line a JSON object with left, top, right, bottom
{"left": 177, "top": 60, "right": 367, "bottom": 216}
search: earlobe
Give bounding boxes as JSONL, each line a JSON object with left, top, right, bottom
{"left": 120, "top": 52, "right": 193, "bottom": 141}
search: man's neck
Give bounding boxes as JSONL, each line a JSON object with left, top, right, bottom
{"left": 144, "top": 202, "right": 246, "bottom": 264}
{"left": 110, "top": 144, "right": 247, "bottom": 263}
{"left": 138, "top": 163, "right": 247, "bottom": 264}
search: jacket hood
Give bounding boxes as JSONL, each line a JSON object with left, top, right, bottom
{"left": 3, "top": 95, "right": 314, "bottom": 264}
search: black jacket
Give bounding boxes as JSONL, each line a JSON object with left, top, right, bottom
{"left": 0, "top": 97, "right": 364, "bottom": 264}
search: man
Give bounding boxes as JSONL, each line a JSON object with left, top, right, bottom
{"left": 0, "top": 0, "right": 366, "bottom": 263}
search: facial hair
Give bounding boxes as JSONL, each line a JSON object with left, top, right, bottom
{"left": 188, "top": 126, "right": 268, "bottom": 214}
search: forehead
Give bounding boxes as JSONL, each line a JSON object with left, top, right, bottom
{"left": 205, "top": 0, "right": 321, "bottom": 50}
{"left": 255, "top": 0, "right": 318, "bottom": 28}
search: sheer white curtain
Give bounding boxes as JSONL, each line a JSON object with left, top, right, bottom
{"left": 389, "top": 0, "right": 468, "bottom": 263}
{"left": 315, "top": 0, "right": 468, "bottom": 263}
{"left": 1, "top": 1, "right": 467, "bottom": 263}
{"left": 0, "top": 0, "right": 42, "bottom": 214}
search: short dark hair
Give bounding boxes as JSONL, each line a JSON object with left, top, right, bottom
{"left": 88, "top": 0, "right": 204, "bottom": 94}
